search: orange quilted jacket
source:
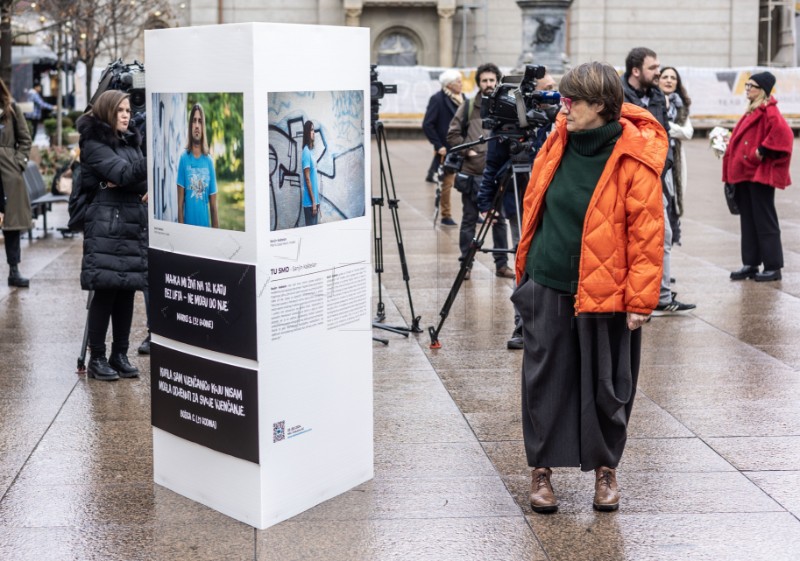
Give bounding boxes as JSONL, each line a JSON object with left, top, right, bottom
{"left": 515, "top": 103, "right": 668, "bottom": 315}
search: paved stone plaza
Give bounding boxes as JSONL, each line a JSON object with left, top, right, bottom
{"left": 0, "top": 137, "right": 799, "bottom": 560}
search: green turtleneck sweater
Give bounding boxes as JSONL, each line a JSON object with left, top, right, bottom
{"left": 526, "top": 121, "right": 623, "bottom": 294}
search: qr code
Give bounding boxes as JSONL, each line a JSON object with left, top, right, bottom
{"left": 273, "top": 421, "right": 285, "bottom": 443}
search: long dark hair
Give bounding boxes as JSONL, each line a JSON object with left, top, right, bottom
{"left": 302, "top": 120, "right": 314, "bottom": 148}
{"left": 660, "top": 66, "right": 691, "bottom": 109}
{"left": 185, "top": 103, "right": 209, "bottom": 155}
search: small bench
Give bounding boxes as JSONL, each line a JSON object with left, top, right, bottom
{"left": 23, "top": 161, "right": 69, "bottom": 239}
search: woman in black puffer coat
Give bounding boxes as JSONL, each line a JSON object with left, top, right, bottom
{"left": 77, "top": 90, "right": 147, "bottom": 381}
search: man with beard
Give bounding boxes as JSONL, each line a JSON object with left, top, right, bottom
{"left": 177, "top": 103, "right": 219, "bottom": 228}
{"left": 447, "top": 63, "right": 514, "bottom": 279}
{"left": 622, "top": 47, "right": 694, "bottom": 316}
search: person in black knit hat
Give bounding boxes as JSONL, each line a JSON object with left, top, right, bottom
{"left": 724, "top": 70, "right": 792, "bottom": 282}
{"left": 748, "top": 72, "right": 776, "bottom": 96}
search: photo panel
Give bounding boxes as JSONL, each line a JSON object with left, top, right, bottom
{"left": 268, "top": 90, "right": 365, "bottom": 231}
{"left": 152, "top": 92, "right": 245, "bottom": 231}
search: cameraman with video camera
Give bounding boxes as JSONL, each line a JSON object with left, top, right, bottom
{"left": 446, "top": 63, "right": 513, "bottom": 280}
{"left": 477, "top": 70, "right": 557, "bottom": 349}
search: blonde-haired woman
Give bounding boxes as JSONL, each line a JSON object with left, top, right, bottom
{"left": 723, "top": 72, "right": 793, "bottom": 282}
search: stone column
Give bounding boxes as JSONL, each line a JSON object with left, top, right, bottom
{"left": 516, "top": 0, "right": 574, "bottom": 73}
{"left": 343, "top": 0, "right": 363, "bottom": 27}
{"left": 438, "top": 1, "right": 456, "bottom": 67}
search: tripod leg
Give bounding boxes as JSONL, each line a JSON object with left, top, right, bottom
{"left": 372, "top": 193, "right": 387, "bottom": 323}
{"left": 371, "top": 121, "right": 422, "bottom": 334}
{"left": 428, "top": 172, "right": 512, "bottom": 348}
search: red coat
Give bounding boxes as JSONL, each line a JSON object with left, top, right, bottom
{"left": 515, "top": 104, "right": 667, "bottom": 315}
{"left": 723, "top": 97, "right": 793, "bottom": 189}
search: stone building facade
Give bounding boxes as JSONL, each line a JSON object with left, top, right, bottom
{"left": 171, "top": 1, "right": 780, "bottom": 70}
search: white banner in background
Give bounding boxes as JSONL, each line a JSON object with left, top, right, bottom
{"left": 375, "top": 66, "right": 800, "bottom": 126}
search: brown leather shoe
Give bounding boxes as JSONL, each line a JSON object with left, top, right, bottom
{"left": 495, "top": 266, "right": 515, "bottom": 279}
{"left": 593, "top": 467, "right": 620, "bottom": 511}
{"left": 530, "top": 467, "right": 558, "bottom": 513}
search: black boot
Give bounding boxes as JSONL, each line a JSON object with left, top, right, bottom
{"left": 109, "top": 353, "right": 140, "bottom": 378}
{"left": 137, "top": 333, "right": 151, "bottom": 355}
{"left": 87, "top": 356, "right": 119, "bottom": 381}
{"left": 507, "top": 325, "right": 523, "bottom": 350}
{"left": 8, "top": 265, "right": 29, "bottom": 288}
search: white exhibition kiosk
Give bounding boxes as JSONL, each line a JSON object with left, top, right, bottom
{"left": 144, "top": 23, "right": 373, "bottom": 529}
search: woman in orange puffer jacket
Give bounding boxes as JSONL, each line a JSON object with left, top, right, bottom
{"left": 511, "top": 62, "right": 667, "bottom": 515}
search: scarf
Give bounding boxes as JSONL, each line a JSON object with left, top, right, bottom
{"left": 666, "top": 92, "right": 683, "bottom": 122}
{"left": 443, "top": 87, "right": 463, "bottom": 107}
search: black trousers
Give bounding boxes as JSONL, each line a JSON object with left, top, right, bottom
{"left": 87, "top": 289, "right": 136, "bottom": 357}
{"left": 2, "top": 229, "right": 22, "bottom": 266}
{"left": 734, "top": 181, "right": 783, "bottom": 270}
{"left": 426, "top": 153, "right": 439, "bottom": 180}
{"left": 459, "top": 191, "right": 508, "bottom": 270}
{"left": 511, "top": 278, "right": 641, "bottom": 471}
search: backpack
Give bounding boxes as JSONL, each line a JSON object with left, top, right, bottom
{"left": 67, "top": 164, "right": 94, "bottom": 231}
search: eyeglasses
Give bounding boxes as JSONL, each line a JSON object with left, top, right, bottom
{"left": 561, "top": 97, "right": 573, "bottom": 112}
{"left": 745, "top": 83, "right": 761, "bottom": 90}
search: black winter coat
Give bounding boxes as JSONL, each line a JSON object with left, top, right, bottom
{"left": 422, "top": 89, "right": 465, "bottom": 152}
{"left": 77, "top": 114, "right": 148, "bottom": 291}
{"left": 621, "top": 74, "right": 674, "bottom": 172}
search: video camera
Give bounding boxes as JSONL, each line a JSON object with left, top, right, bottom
{"left": 370, "top": 65, "right": 397, "bottom": 125}
{"left": 482, "top": 64, "right": 560, "bottom": 133}
{"left": 89, "top": 59, "right": 146, "bottom": 116}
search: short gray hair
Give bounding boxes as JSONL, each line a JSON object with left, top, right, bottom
{"left": 439, "top": 69, "right": 462, "bottom": 87}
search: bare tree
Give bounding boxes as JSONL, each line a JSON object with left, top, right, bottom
{"left": 30, "top": 0, "right": 173, "bottom": 98}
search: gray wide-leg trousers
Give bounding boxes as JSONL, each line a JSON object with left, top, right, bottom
{"left": 511, "top": 277, "right": 641, "bottom": 471}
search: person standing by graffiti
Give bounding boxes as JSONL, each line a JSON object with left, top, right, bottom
{"left": 177, "top": 103, "right": 219, "bottom": 228}
{"left": 301, "top": 120, "right": 321, "bottom": 226}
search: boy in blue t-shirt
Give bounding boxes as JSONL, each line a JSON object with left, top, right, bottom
{"left": 177, "top": 151, "right": 218, "bottom": 227}
{"left": 177, "top": 103, "right": 219, "bottom": 228}
{"left": 300, "top": 120, "right": 320, "bottom": 226}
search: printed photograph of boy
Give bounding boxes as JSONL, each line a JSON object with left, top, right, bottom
{"left": 151, "top": 92, "right": 245, "bottom": 231}
{"left": 268, "top": 90, "right": 365, "bottom": 231}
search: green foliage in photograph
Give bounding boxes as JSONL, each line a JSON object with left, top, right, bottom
{"left": 217, "top": 180, "right": 245, "bottom": 231}
{"left": 186, "top": 92, "right": 244, "bottom": 181}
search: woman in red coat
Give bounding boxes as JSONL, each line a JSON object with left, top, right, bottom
{"left": 723, "top": 72, "right": 793, "bottom": 282}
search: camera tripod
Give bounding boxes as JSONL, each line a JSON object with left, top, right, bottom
{"left": 371, "top": 119, "right": 422, "bottom": 344}
{"left": 428, "top": 136, "right": 531, "bottom": 349}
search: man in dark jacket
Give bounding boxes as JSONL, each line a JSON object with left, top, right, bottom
{"left": 446, "top": 62, "right": 513, "bottom": 279}
{"left": 423, "top": 69, "right": 464, "bottom": 226}
{"left": 622, "top": 46, "right": 694, "bottom": 316}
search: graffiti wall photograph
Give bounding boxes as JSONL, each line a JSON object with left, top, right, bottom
{"left": 151, "top": 92, "right": 245, "bottom": 231}
{"left": 268, "top": 90, "right": 366, "bottom": 231}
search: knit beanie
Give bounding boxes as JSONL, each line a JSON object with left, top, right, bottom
{"left": 749, "top": 72, "right": 776, "bottom": 96}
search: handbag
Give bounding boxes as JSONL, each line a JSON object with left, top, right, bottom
{"left": 724, "top": 182, "right": 739, "bottom": 215}
{"left": 454, "top": 172, "right": 478, "bottom": 196}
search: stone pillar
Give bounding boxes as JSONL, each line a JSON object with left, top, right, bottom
{"left": 343, "top": 0, "right": 363, "bottom": 27}
{"left": 516, "top": 0, "right": 574, "bottom": 73}
{"left": 438, "top": 1, "right": 456, "bottom": 67}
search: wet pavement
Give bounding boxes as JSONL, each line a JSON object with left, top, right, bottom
{"left": 1, "top": 137, "right": 799, "bottom": 560}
